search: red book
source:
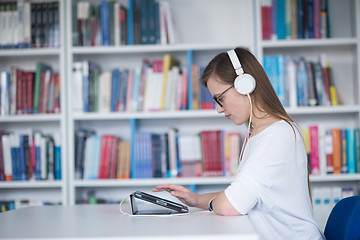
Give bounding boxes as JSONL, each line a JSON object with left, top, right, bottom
{"left": 38, "top": 71, "right": 46, "bottom": 113}
{"left": 309, "top": 125, "right": 320, "bottom": 175}
{"left": 26, "top": 72, "right": 34, "bottom": 114}
{"left": 98, "top": 135, "right": 109, "bottom": 179}
{"left": 16, "top": 69, "right": 23, "bottom": 114}
{"left": 322, "top": 66, "right": 331, "bottom": 105}
{"left": 54, "top": 73, "right": 60, "bottom": 113}
{"left": 261, "top": 2, "right": 272, "bottom": 40}
{"left": 109, "top": 137, "right": 119, "bottom": 179}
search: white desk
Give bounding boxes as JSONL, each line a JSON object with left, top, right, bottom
{"left": 0, "top": 205, "right": 259, "bottom": 240}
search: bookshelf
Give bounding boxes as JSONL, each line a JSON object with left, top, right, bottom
{"left": 256, "top": 0, "right": 360, "bottom": 229}
{"left": 1, "top": 0, "right": 360, "bottom": 215}
{"left": 0, "top": 0, "right": 67, "bottom": 208}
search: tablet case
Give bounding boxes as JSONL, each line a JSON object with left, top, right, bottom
{"left": 130, "top": 191, "right": 189, "bottom": 215}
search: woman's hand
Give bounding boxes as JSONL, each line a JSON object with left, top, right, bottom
{"left": 152, "top": 184, "right": 199, "bottom": 207}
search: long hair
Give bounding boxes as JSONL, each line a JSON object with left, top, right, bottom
{"left": 200, "top": 47, "right": 312, "bottom": 203}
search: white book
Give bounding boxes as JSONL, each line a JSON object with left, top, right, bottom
{"left": 0, "top": 5, "right": 7, "bottom": 46}
{"left": 162, "top": 1, "right": 176, "bottom": 44}
{"left": 154, "top": 70, "right": 164, "bottom": 111}
{"left": 114, "top": 2, "right": 120, "bottom": 46}
{"left": 1, "top": 71, "right": 9, "bottom": 116}
{"left": 164, "top": 68, "right": 173, "bottom": 111}
{"left": 34, "top": 132, "right": 42, "bottom": 180}
{"left": 169, "top": 66, "right": 179, "bottom": 111}
{"left": 178, "top": 135, "right": 202, "bottom": 162}
{"left": 159, "top": 2, "right": 167, "bottom": 44}
{"left": 40, "top": 136, "right": 47, "bottom": 180}
{"left": 15, "top": 0, "right": 24, "bottom": 47}
{"left": 2, "top": 135, "right": 13, "bottom": 180}
{"left": 143, "top": 68, "right": 153, "bottom": 112}
{"left": 72, "top": 62, "right": 83, "bottom": 112}
{"left": 229, "top": 133, "right": 240, "bottom": 176}
{"left": 83, "top": 136, "right": 92, "bottom": 179}
{"left": 318, "top": 125, "right": 327, "bottom": 176}
{"left": 23, "top": 1, "right": 31, "bottom": 46}
{"left": 167, "top": 128, "right": 178, "bottom": 177}
{"left": 8, "top": 4, "right": 16, "bottom": 47}
{"left": 285, "top": 57, "right": 297, "bottom": 108}
{"left": 99, "top": 71, "right": 112, "bottom": 112}
{"left": 10, "top": 67, "right": 17, "bottom": 115}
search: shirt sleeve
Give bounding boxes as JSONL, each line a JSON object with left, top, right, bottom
{"left": 224, "top": 161, "right": 269, "bottom": 215}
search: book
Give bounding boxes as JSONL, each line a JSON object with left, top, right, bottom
{"left": 160, "top": 54, "right": 179, "bottom": 110}
{"left": 309, "top": 125, "right": 320, "bottom": 175}
{"left": 331, "top": 128, "right": 341, "bottom": 174}
{"left": 2, "top": 134, "right": 13, "bottom": 181}
{"left": 33, "top": 62, "right": 52, "bottom": 114}
{"left": 346, "top": 129, "right": 356, "bottom": 174}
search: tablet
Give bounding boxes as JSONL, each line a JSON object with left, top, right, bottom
{"left": 130, "top": 191, "right": 189, "bottom": 215}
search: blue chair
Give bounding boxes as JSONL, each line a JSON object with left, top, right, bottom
{"left": 324, "top": 195, "right": 360, "bottom": 240}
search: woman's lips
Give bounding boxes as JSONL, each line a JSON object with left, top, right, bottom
{"left": 225, "top": 114, "right": 231, "bottom": 119}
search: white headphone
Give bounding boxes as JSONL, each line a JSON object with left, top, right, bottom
{"left": 227, "top": 49, "right": 256, "bottom": 95}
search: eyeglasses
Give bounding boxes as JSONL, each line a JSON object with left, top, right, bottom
{"left": 212, "top": 85, "right": 234, "bottom": 107}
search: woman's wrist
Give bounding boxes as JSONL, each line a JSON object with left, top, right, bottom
{"left": 208, "top": 197, "right": 216, "bottom": 212}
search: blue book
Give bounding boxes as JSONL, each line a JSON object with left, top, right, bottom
{"left": 140, "top": 0, "right": 148, "bottom": 44}
{"left": 54, "top": 134, "right": 61, "bottom": 180}
{"left": 127, "top": 0, "right": 134, "bottom": 45}
{"left": 121, "top": 70, "right": 129, "bottom": 112}
{"left": 91, "top": 136, "right": 101, "bottom": 179}
{"left": 355, "top": 129, "right": 360, "bottom": 173}
{"left": 175, "top": 135, "right": 181, "bottom": 177}
{"left": 132, "top": 68, "right": 141, "bottom": 111}
{"left": 297, "top": 0, "right": 304, "bottom": 38}
{"left": 187, "top": 50, "right": 193, "bottom": 110}
{"left": 276, "top": 0, "right": 286, "bottom": 39}
{"left": 101, "top": 0, "right": 110, "bottom": 46}
{"left": 34, "top": 132, "right": 42, "bottom": 180}
{"left": 296, "top": 58, "right": 309, "bottom": 106}
{"left": 10, "top": 134, "right": 20, "bottom": 180}
{"left": 82, "top": 61, "right": 89, "bottom": 112}
{"left": 307, "top": 0, "right": 314, "bottom": 38}
{"left": 154, "top": 1, "right": 160, "bottom": 43}
{"left": 147, "top": 0, "right": 157, "bottom": 44}
{"left": 271, "top": 0, "right": 277, "bottom": 39}
{"left": 111, "top": 69, "right": 119, "bottom": 112}
{"left": 347, "top": 129, "right": 356, "bottom": 173}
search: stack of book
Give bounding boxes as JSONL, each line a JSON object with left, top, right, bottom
{"left": 0, "top": 1, "right": 60, "bottom": 49}
{"left": 261, "top": 0, "right": 331, "bottom": 40}
{"left": 302, "top": 125, "right": 360, "bottom": 175}
{"left": 74, "top": 128, "right": 241, "bottom": 180}
{"left": 263, "top": 54, "right": 341, "bottom": 108}
{"left": 72, "top": 55, "right": 214, "bottom": 113}
{"left": 0, "top": 131, "right": 61, "bottom": 181}
{"left": 74, "top": 0, "right": 176, "bottom": 46}
{"left": 0, "top": 63, "right": 61, "bottom": 116}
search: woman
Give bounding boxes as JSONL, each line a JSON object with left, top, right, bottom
{"left": 153, "top": 47, "right": 325, "bottom": 239}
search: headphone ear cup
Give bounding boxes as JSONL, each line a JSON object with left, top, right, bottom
{"left": 234, "top": 74, "right": 256, "bottom": 95}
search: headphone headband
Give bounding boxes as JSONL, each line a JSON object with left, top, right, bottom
{"left": 227, "top": 49, "right": 244, "bottom": 75}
